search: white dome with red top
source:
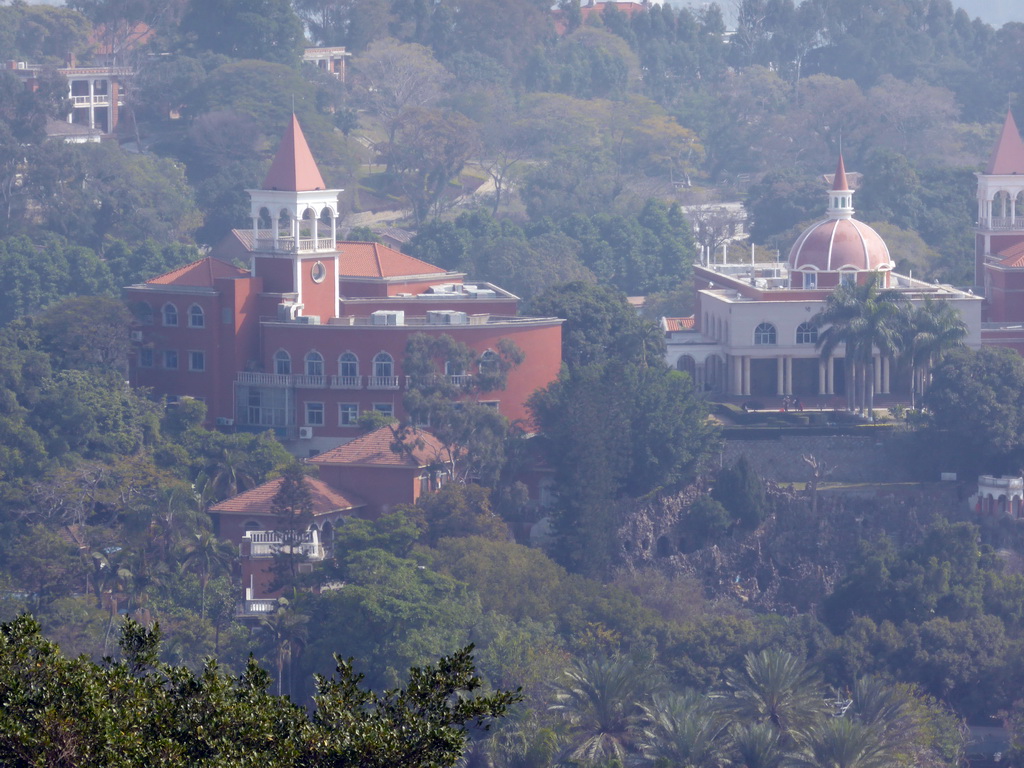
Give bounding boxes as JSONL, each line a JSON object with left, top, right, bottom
{"left": 787, "top": 155, "right": 894, "bottom": 274}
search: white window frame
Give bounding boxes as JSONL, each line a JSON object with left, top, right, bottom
{"left": 274, "top": 350, "right": 291, "bottom": 375}
{"left": 162, "top": 303, "right": 178, "bottom": 327}
{"left": 753, "top": 322, "right": 777, "bottom": 345}
{"left": 305, "top": 401, "right": 325, "bottom": 426}
{"left": 164, "top": 349, "right": 178, "bottom": 369}
{"left": 338, "top": 403, "right": 359, "bottom": 426}
{"left": 188, "top": 350, "right": 206, "bottom": 371}
{"left": 188, "top": 304, "right": 205, "bottom": 328}
{"left": 305, "top": 351, "right": 325, "bottom": 377}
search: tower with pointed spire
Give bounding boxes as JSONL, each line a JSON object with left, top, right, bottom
{"left": 975, "top": 109, "right": 1024, "bottom": 288}
{"left": 246, "top": 115, "right": 343, "bottom": 321}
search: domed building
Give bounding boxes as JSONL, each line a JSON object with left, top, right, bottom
{"left": 664, "top": 156, "right": 982, "bottom": 402}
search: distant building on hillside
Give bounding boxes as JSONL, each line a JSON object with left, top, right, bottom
{"left": 124, "top": 116, "right": 564, "bottom": 455}
{"left": 663, "top": 155, "right": 983, "bottom": 400}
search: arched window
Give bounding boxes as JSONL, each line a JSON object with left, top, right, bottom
{"left": 188, "top": 304, "right": 205, "bottom": 328}
{"left": 305, "top": 351, "right": 324, "bottom": 377}
{"left": 796, "top": 322, "right": 818, "bottom": 345}
{"left": 338, "top": 352, "right": 358, "bottom": 378}
{"left": 162, "top": 303, "right": 178, "bottom": 327}
{"left": 754, "top": 322, "right": 777, "bottom": 345}
{"left": 274, "top": 350, "right": 291, "bottom": 375}
{"left": 479, "top": 350, "right": 499, "bottom": 374}
{"left": 373, "top": 352, "right": 393, "bottom": 378}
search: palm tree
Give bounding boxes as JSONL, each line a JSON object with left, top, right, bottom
{"left": 712, "top": 649, "right": 828, "bottom": 747}
{"left": 635, "top": 689, "right": 728, "bottom": 768}
{"left": 814, "top": 275, "right": 908, "bottom": 417}
{"left": 548, "top": 655, "right": 656, "bottom": 766}
{"left": 790, "top": 717, "right": 893, "bottom": 768}
{"left": 203, "top": 447, "right": 258, "bottom": 503}
{"left": 729, "top": 721, "right": 791, "bottom": 768}
{"left": 257, "top": 601, "right": 309, "bottom": 698}
{"left": 902, "top": 299, "right": 967, "bottom": 410}
{"left": 180, "top": 531, "right": 236, "bottom": 619}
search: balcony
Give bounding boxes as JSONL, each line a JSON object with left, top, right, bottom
{"left": 243, "top": 529, "right": 325, "bottom": 561}
{"left": 368, "top": 375, "right": 400, "bottom": 390}
{"left": 253, "top": 234, "right": 337, "bottom": 254}
{"left": 980, "top": 217, "right": 1024, "bottom": 232}
{"left": 237, "top": 371, "right": 291, "bottom": 387}
{"left": 331, "top": 375, "right": 362, "bottom": 389}
{"left": 293, "top": 374, "right": 326, "bottom": 388}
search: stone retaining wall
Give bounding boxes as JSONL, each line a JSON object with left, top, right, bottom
{"left": 722, "top": 433, "right": 906, "bottom": 483}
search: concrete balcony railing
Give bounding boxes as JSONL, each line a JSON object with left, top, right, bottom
{"left": 243, "top": 529, "right": 325, "bottom": 561}
{"left": 237, "top": 371, "right": 291, "bottom": 387}
{"left": 331, "top": 375, "right": 362, "bottom": 389}
{"left": 293, "top": 374, "right": 326, "bottom": 389}
{"left": 980, "top": 217, "right": 1024, "bottom": 231}
{"left": 253, "top": 234, "right": 337, "bottom": 253}
{"left": 368, "top": 375, "right": 400, "bottom": 390}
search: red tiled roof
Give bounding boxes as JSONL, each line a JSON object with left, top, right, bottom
{"left": 147, "top": 257, "right": 248, "bottom": 287}
{"left": 311, "top": 425, "right": 447, "bottom": 468}
{"left": 209, "top": 476, "right": 364, "bottom": 516}
{"left": 553, "top": 2, "right": 647, "bottom": 35}
{"left": 339, "top": 241, "right": 448, "bottom": 279}
{"left": 263, "top": 115, "right": 328, "bottom": 192}
{"left": 664, "top": 317, "right": 695, "bottom": 332}
{"left": 997, "top": 240, "right": 1024, "bottom": 267}
{"left": 988, "top": 110, "right": 1024, "bottom": 175}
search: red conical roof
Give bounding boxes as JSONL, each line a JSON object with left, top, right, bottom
{"left": 262, "top": 114, "right": 327, "bottom": 191}
{"left": 987, "top": 109, "right": 1024, "bottom": 175}
{"left": 832, "top": 154, "right": 849, "bottom": 191}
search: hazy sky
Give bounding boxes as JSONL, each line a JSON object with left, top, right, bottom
{"left": 676, "top": 0, "right": 1024, "bottom": 30}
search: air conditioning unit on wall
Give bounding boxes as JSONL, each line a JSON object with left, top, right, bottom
{"left": 130, "top": 330, "right": 143, "bottom": 342}
{"left": 298, "top": 426, "right": 314, "bottom": 439}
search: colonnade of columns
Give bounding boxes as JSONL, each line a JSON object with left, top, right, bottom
{"left": 725, "top": 354, "right": 892, "bottom": 398}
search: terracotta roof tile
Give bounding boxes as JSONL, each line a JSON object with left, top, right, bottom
{"left": 209, "top": 476, "right": 364, "bottom": 516}
{"left": 664, "top": 316, "right": 695, "bottom": 332}
{"left": 988, "top": 110, "right": 1024, "bottom": 175}
{"left": 311, "top": 425, "right": 447, "bottom": 468}
{"left": 263, "top": 115, "right": 328, "bottom": 192}
{"left": 998, "top": 240, "right": 1024, "bottom": 267}
{"left": 339, "top": 241, "right": 448, "bottom": 279}
{"left": 147, "top": 257, "right": 248, "bottom": 287}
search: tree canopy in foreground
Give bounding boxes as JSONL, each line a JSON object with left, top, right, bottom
{"left": 0, "top": 614, "right": 518, "bottom": 767}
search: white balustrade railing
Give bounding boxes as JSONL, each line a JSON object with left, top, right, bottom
{"left": 331, "top": 375, "right": 362, "bottom": 389}
{"left": 293, "top": 374, "right": 326, "bottom": 388}
{"left": 237, "top": 371, "right": 291, "bottom": 386}
{"left": 368, "top": 375, "right": 400, "bottom": 390}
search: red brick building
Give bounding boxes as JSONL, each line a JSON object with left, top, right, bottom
{"left": 125, "top": 117, "right": 564, "bottom": 454}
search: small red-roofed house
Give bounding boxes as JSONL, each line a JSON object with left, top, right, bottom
{"left": 209, "top": 475, "right": 364, "bottom": 606}
{"left": 124, "top": 117, "right": 563, "bottom": 453}
{"left": 308, "top": 425, "right": 450, "bottom": 517}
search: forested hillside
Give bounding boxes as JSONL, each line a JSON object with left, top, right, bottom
{"left": 2, "top": 0, "right": 1024, "bottom": 766}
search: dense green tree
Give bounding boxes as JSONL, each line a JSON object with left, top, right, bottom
{"left": 0, "top": 614, "right": 517, "bottom": 766}
{"left": 925, "top": 346, "right": 1024, "bottom": 473}
{"left": 711, "top": 456, "right": 767, "bottom": 531}
{"left": 179, "top": 0, "right": 304, "bottom": 65}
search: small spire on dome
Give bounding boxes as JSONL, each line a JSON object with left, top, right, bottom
{"left": 832, "top": 154, "right": 850, "bottom": 192}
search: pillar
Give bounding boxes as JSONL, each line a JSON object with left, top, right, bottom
{"left": 785, "top": 356, "right": 793, "bottom": 395}
{"left": 88, "top": 77, "right": 95, "bottom": 129}
{"left": 826, "top": 356, "right": 835, "bottom": 395}
{"left": 742, "top": 356, "right": 751, "bottom": 397}
{"left": 873, "top": 355, "right": 882, "bottom": 394}
{"left": 731, "top": 355, "right": 742, "bottom": 396}
{"left": 776, "top": 356, "right": 785, "bottom": 396}
{"left": 881, "top": 357, "right": 890, "bottom": 395}
{"left": 818, "top": 358, "right": 827, "bottom": 395}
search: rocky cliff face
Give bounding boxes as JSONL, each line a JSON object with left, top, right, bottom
{"left": 618, "top": 481, "right": 963, "bottom": 614}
